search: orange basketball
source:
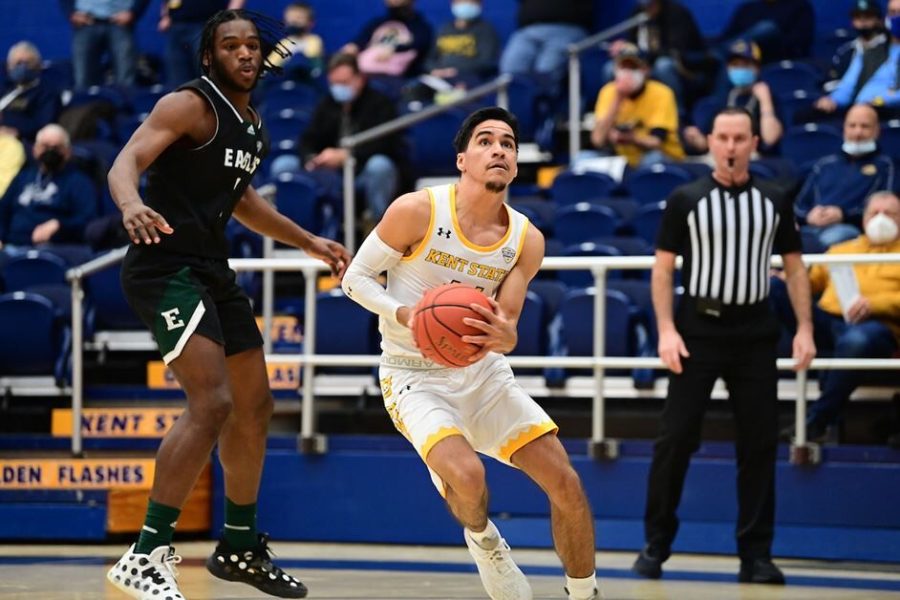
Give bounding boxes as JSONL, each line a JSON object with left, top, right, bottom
{"left": 412, "top": 283, "right": 493, "bottom": 368}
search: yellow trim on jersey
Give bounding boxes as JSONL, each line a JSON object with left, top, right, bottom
{"left": 515, "top": 217, "right": 530, "bottom": 260}
{"left": 402, "top": 189, "right": 436, "bottom": 262}
{"left": 498, "top": 421, "right": 558, "bottom": 463}
{"left": 420, "top": 426, "right": 463, "bottom": 460}
{"left": 450, "top": 184, "right": 514, "bottom": 252}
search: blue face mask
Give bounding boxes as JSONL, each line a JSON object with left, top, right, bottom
{"left": 451, "top": 2, "right": 482, "bottom": 20}
{"left": 9, "top": 63, "right": 38, "bottom": 84}
{"left": 886, "top": 15, "right": 900, "bottom": 38}
{"left": 329, "top": 83, "right": 356, "bottom": 103}
{"left": 727, "top": 66, "right": 757, "bottom": 88}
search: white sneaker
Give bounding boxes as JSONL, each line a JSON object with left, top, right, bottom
{"left": 567, "top": 588, "right": 603, "bottom": 600}
{"left": 107, "top": 543, "right": 185, "bottom": 600}
{"left": 465, "top": 530, "right": 533, "bottom": 600}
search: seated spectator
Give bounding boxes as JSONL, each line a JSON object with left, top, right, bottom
{"left": 499, "top": 0, "right": 593, "bottom": 89}
{"left": 612, "top": 0, "right": 714, "bottom": 110}
{"left": 816, "top": 1, "right": 893, "bottom": 116}
{"left": 268, "top": 2, "right": 324, "bottom": 81}
{"left": 795, "top": 104, "right": 893, "bottom": 247}
{"left": 0, "top": 42, "right": 62, "bottom": 142}
{"left": 340, "top": 0, "right": 433, "bottom": 80}
{"left": 0, "top": 129, "right": 25, "bottom": 197}
{"left": 589, "top": 44, "right": 684, "bottom": 167}
{"left": 271, "top": 54, "right": 403, "bottom": 225}
{"left": 828, "top": 0, "right": 887, "bottom": 82}
{"left": 683, "top": 40, "right": 782, "bottom": 153}
{"left": 0, "top": 124, "right": 97, "bottom": 251}
{"left": 717, "top": 0, "right": 815, "bottom": 63}
{"left": 778, "top": 191, "right": 900, "bottom": 442}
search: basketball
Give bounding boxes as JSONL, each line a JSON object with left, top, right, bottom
{"left": 412, "top": 283, "right": 493, "bottom": 367}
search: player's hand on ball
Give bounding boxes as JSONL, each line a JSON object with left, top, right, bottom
{"left": 461, "top": 296, "right": 517, "bottom": 361}
{"left": 122, "top": 203, "right": 173, "bottom": 244}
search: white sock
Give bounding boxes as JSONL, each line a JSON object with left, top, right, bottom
{"left": 466, "top": 519, "right": 500, "bottom": 550}
{"left": 566, "top": 573, "right": 597, "bottom": 599}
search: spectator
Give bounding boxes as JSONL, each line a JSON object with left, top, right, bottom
{"left": 816, "top": 0, "right": 900, "bottom": 115}
{"left": 0, "top": 42, "right": 62, "bottom": 142}
{"left": 683, "top": 40, "right": 782, "bottom": 153}
{"left": 828, "top": 0, "right": 887, "bottom": 82}
{"left": 499, "top": 0, "right": 593, "bottom": 89}
{"left": 795, "top": 104, "right": 893, "bottom": 248}
{"left": 0, "top": 124, "right": 97, "bottom": 250}
{"left": 613, "top": 0, "right": 713, "bottom": 110}
{"left": 160, "top": 0, "right": 246, "bottom": 90}
{"left": 778, "top": 191, "right": 900, "bottom": 442}
{"left": 59, "top": 0, "right": 150, "bottom": 89}
{"left": 341, "top": 0, "right": 434, "bottom": 80}
{"left": 426, "top": 0, "right": 499, "bottom": 87}
{"left": 267, "top": 2, "right": 324, "bottom": 81}
{"left": 589, "top": 44, "right": 684, "bottom": 167}
{"left": 271, "top": 53, "right": 404, "bottom": 225}
{"left": 0, "top": 130, "right": 25, "bottom": 197}
{"left": 718, "top": 0, "right": 815, "bottom": 63}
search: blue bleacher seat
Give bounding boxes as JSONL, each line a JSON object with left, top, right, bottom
{"left": 409, "top": 111, "right": 466, "bottom": 176}
{"left": 507, "top": 75, "right": 542, "bottom": 142}
{"left": 554, "top": 202, "right": 619, "bottom": 246}
{"left": 85, "top": 264, "right": 142, "bottom": 330}
{"left": 508, "top": 290, "right": 547, "bottom": 358}
{"left": 509, "top": 197, "right": 556, "bottom": 235}
{"left": 130, "top": 84, "right": 167, "bottom": 117}
{"left": 624, "top": 163, "right": 692, "bottom": 205}
{"left": 780, "top": 123, "right": 843, "bottom": 167}
{"left": 550, "top": 171, "right": 617, "bottom": 206}
{"left": 527, "top": 279, "right": 568, "bottom": 317}
{"left": 691, "top": 95, "right": 721, "bottom": 134}
{"left": 878, "top": 119, "right": 900, "bottom": 158}
{"left": 260, "top": 82, "right": 320, "bottom": 118}
{"left": 559, "top": 287, "right": 637, "bottom": 361}
{"left": 0, "top": 291, "right": 69, "bottom": 380}
{"left": 314, "top": 289, "right": 378, "bottom": 373}
{"left": 761, "top": 61, "right": 823, "bottom": 97}
{"left": 266, "top": 112, "right": 311, "bottom": 148}
{"left": 559, "top": 241, "right": 622, "bottom": 288}
{"left": 275, "top": 173, "right": 321, "bottom": 234}
{"left": 592, "top": 235, "right": 653, "bottom": 256}
{"left": 3, "top": 250, "right": 68, "bottom": 290}
{"left": 629, "top": 201, "right": 666, "bottom": 247}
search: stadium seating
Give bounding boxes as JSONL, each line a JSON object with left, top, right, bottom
{"left": 550, "top": 170, "right": 617, "bottom": 206}
{"left": 274, "top": 172, "right": 321, "bottom": 234}
{"left": 780, "top": 123, "right": 843, "bottom": 167}
{"left": 3, "top": 250, "right": 68, "bottom": 290}
{"left": 629, "top": 201, "right": 667, "bottom": 247}
{"left": 760, "top": 61, "right": 823, "bottom": 97}
{"left": 624, "top": 163, "right": 692, "bottom": 205}
{"left": 558, "top": 241, "right": 622, "bottom": 288}
{"left": 554, "top": 202, "right": 619, "bottom": 246}
{"left": 0, "top": 292, "right": 70, "bottom": 381}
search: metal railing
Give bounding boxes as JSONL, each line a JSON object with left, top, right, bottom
{"left": 567, "top": 12, "right": 650, "bottom": 162}
{"left": 338, "top": 74, "right": 512, "bottom": 252}
{"left": 65, "top": 252, "right": 899, "bottom": 462}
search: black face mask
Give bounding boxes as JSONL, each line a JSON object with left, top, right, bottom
{"left": 855, "top": 25, "right": 881, "bottom": 39}
{"left": 387, "top": 6, "right": 412, "bottom": 18}
{"left": 284, "top": 24, "right": 307, "bottom": 36}
{"left": 38, "top": 148, "right": 65, "bottom": 172}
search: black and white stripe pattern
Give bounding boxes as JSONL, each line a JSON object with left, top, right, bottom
{"left": 686, "top": 187, "right": 779, "bottom": 305}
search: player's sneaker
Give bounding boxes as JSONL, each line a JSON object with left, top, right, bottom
{"left": 106, "top": 543, "right": 185, "bottom": 600}
{"left": 566, "top": 587, "right": 603, "bottom": 600}
{"left": 465, "top": 529, "right": 533, "bottom": 600}
{"left": 206, "top": 532, "right": 308, "bottom": 598}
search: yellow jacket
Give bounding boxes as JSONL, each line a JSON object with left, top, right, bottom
{"left": 809, "top": 235, "right": 900, "bottom": 342}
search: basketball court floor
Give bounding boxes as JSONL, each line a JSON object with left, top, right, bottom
{"left": 1, "top": 541, "right": 898, "bottom": 599}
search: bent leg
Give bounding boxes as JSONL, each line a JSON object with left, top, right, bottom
{"left": 427, "top": 435, "right": 489, "bottom": 530}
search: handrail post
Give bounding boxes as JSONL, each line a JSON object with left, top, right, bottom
{"left": 298, "top": 266, "right": 326, "bottom": 453}
{"left": 590, "top": 266, "right": 618, "bottom": 459}
{"left": 790, "top": 368, "right": 820, "bottom": 465}
{"left": 568, "top": 48, "right": 581, "bottom": 163}
{"left": 343, "top": 153, "right": 356, "bottom": 253}
{"left": 262, "top": 223, "right": 275, "bottom": 356}
{"left": 71, "top": 276, "right": 84, "bottom": 458}
{"left": 497, "top": 79, "right": 509, "bottom": 110}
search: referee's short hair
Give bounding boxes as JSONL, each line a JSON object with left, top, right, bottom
{"left": 711, "top": 106, "right": 754, "bottom": 131}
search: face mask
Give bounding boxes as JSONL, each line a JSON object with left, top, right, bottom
{"left": 842, "top": 138, "right": 877, "bottom": 155}
{"left": 9, "top": 63, "right": 38, "bottom": 84}
{"left": 38, "top": 148, "right": 65, "bottom": 172}
{"left": 284, "top": 24, "right": 308, "bottom": 36}
{"left": 451, "top": 2, "right": 481, "bottom": 20}
{"left": 886, "top": 15, "right": 900, "bottom": 38}
{"left": 727, "top": 66, "right": 757, "bottom": 87}
{"left": 865, "top": 212, "right": 899, "bottom": 244}
{"left": 615, "top": 68, "right": 645, "bottom": 93}
{"left": 329, "top": 83, "right": 356, "bottom": 103}
{"left": 854, "top": 25, "right": 879, "bottom": 39}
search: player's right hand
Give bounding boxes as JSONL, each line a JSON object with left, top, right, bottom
{"left": 658, "top": 329, "right": 690, "bottom": 374}
{"left": 122, "top": 203, "right": 173, "bottom": 244}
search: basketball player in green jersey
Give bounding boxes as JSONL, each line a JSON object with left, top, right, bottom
{"left": 105, "top": 10, "right": 350, "bottom": 600}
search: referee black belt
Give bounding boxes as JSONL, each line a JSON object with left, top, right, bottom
{"left": 681, "top": 295, "right": 770, "bottom": 322}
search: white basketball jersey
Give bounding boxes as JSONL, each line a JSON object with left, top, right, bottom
{"left": 381, "top": 184, "right": 530, "bottom": 360}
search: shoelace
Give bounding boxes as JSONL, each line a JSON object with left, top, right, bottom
{"left": 161, "top": 550, "right": 182, "bottom": 579}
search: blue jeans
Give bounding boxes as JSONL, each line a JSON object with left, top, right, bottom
{"left": 500, "top": 24, "right": 587, "bottom": 87}
{"left": 166, "top": 21, "right": 204, "bottom": 89}
{"left": 801, "top": 224, "right": 861, "bottom": 249}
{"left": 809, "top": 311, "right": 898, "bottom": 427}
{"left": 72, "top": 22, "right": 136, "bottom": 89}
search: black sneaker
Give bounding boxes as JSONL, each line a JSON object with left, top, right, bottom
{"left": 738, "top": 558, "right": 786, "bottom": 584}
{"left": 206, "top": 533, "right": 308, "bottom": 598}
{"left": 632, "top": 545, "right": 668, "bottom": 579}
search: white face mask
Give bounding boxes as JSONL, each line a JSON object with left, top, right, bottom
{"left": 615, "top": 68, "right": 646, "bottom": 93}
{"left": 865, "top": 212, "right": 899, "bottom": 244}
{"left": 842, "top": 138, "right": 877, "bottom": 156}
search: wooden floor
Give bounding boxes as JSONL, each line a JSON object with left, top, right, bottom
{"left": 1, "top": 541, "right": 898, "bottom": 599}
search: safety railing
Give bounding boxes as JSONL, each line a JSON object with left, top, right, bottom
{"left": 338, "top": 74, "right": 512, "bottom": 253}
{"left": 567, "top": 12, "right": 650, "bottom": 162}
{"left": 66, "top": 252, "right": 899, "bottom": 461}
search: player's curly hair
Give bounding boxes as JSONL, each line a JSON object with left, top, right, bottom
{"left": 198, "top": 9, "right": 292, "bottom": 79}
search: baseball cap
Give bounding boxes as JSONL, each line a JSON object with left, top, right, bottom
{"left": 850, "top": 0, "right": 882, "bottom": 17}
{"left": 614, "top": 42, "right": 648, "bottom": 67}
{"left": 727, "top": 39, "right": 762, "bottom": 63}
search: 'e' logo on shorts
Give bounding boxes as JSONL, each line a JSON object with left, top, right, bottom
{"left": 161, "top": 308, "right": 185, "bottom": 331}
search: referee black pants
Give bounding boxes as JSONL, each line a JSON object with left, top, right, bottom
{"left": 643, "top": 336, "right": 779, "bottom": 560}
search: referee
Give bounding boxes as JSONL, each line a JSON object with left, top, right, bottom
{"left": 632, "top": 107, "right": 816, "bottom": 584}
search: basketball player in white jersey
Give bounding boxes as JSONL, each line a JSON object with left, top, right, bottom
{"left": 342, "top": 107, "right": 599, "bottom": 600}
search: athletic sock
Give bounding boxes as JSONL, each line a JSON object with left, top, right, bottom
{"left": 566, "top": 573, "right": 598, "bottom": 599}
{"left": 223, "top": 498, "right": 258, "bottom": 550}
{"left": 466, "top": 519, "right": 500, "bottom": 550}
{"left": 135, "top": 500, "right": 180, "bottom": 555}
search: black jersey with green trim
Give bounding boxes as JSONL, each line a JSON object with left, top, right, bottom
{"left": 144, "top": 76, "right": 268, "bottom": 258}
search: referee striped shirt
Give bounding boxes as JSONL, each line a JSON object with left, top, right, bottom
{"left": 656, "top": 175, "right": 802, "bottom": 305}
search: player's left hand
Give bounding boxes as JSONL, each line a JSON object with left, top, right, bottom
{"left": 305, "top": 236, "right": 352, "bottom": 279}
{"left": 461, "top": 297, "right": 517, "bottom": 361}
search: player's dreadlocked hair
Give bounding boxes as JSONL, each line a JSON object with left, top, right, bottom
{"left": 198, "top": 9, "right": 292, "bottom": 79}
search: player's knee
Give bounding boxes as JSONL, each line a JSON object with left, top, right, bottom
{"left": 547, "top": 466, "right": 586, "bottom": 509}
{"left": 443, "top": 456, "right": 486, "bottom": 499}
{"left": 197, "top": 384, "right": 234, "bottom": 431}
